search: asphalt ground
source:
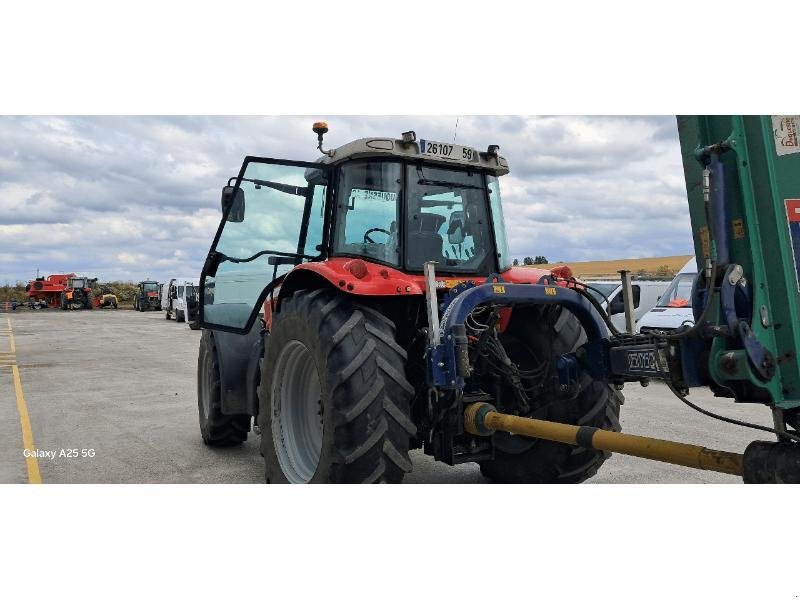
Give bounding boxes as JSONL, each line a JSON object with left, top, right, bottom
{"left": 0, "top": 309, "right": 777, "bottom": 484}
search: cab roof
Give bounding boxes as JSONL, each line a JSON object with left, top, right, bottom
{"left": 318, "top": 136, "right": 510, "bottom": 176}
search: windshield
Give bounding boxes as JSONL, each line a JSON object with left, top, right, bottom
{"left": 143, "top": 283, "right": 158, "bottom": 292}
{"left": 584, "top": 282, "right": 619, "bottom": 304}
{"left": 657, "top": 272, "right": 695, "bottom": 307}
{"left": 71, "top": 279, "right": 86, "bottom": 288}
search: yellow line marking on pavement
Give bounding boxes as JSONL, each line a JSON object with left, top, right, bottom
{"left": 6, "top": 318, "right": 41, "bottom": 483}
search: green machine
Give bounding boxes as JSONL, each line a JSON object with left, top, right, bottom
{"left": 678, "top": 117, "right": 800, "bottom": 412}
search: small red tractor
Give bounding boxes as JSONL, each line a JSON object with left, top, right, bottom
{"left": 25, "top": 273, "right": 73, "bottom": 309}
{"left": 133, "top": 280, "right": 161, "bottom": 311}
{"left": 60, "top": 276, "right": 96, "bottom": 310}
{"left": 196, "top": 124, "right": 622, "bottom": 483}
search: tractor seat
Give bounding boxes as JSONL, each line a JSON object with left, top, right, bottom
{"left": 407, "top": 212, "right": 446, "bottom": 265}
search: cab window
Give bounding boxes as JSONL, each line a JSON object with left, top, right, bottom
{"left": 333, "top": 161, "right": 401, "bottom": 267}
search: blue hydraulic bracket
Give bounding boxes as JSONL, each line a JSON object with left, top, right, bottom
{"left": 428, "top": 282, "right": 610, "bottom": 390}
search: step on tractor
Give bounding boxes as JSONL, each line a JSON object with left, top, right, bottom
{"left": 133, "top": 280, "right": 161, "bottom": 311}
{"left": 197, "top": 117, "right": 800, "bottom": 484}
{"left": 60, "top": 276, "right": 96, "bottom": 310}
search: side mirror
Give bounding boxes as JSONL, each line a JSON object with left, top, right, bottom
{"left": 221, "top": 186, "right": 245, "bottom": 223}
{"left": 447, "top": 210, "right": 466, "bottom": 245}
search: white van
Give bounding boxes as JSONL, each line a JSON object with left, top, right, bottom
{"left": 583, "top": 279, "right": 671, "bottom": 333}
{"left": 637, "top": 258, "right": 698, "bottom": 333}
{"left": 162, "top": 277, "right": 200, "bottom": 326}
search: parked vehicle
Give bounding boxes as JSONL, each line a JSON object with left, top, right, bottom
{"left": 96, "top": 286, "right": 119, "bottom": 309}
{"left": 133, "top": 281, "right": 161, "bottom": 311}
{"left": 196, "top": 124, "right": 623, "bottom": 483}
{"left": 637, "top": 258, "right": 698, "bottom": 333}
{"left": 162, "top": 277, "right": 200, "bottom": 325}
{"left": 582, "top": 279, "right": 671, "bottom": 332}
{"left": 60, "top": 276, "right": 96, "bottom": 310}
{"left": 25, "top": 273, "right": 73, "bottom": 308}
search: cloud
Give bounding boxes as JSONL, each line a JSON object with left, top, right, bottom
{"left": 0, "top": 116, "right": 693, "bottom": 283}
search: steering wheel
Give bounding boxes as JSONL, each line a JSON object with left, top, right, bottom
{"left": 363, "top": 227, "right": 392, "bottom": 243}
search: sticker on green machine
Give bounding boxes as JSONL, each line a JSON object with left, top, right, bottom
{"left": 772, "top": 116, "right": 800, "bottom": 156}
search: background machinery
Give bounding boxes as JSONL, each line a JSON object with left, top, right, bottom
{"left": 60, "top": 276, "right": 96, "bottom": 310}
{"left": 96, "top": 285, "right": 119, "bottom": 309}
{"left": 195, "top": 117, "right": 800, "bottom": 484}
{"left": 133, "top": 280, "right": 161, "bottom": 311}
{"left": 25, "top": 273, "right": 73, "bottom": 308}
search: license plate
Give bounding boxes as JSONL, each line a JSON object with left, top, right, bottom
{"left": 419, "top": 139, "right": 476, "bottom": 161}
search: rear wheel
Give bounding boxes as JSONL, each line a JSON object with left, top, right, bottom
{"left": 479, "top": 306, "right": 623, "bottom": 484}
{"left": 197, "top": 330, "right": 250, "bottom": 446}
{"left": 258, "top": 289, "right": 414, "bottom": 483}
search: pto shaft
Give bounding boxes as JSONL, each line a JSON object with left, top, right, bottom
{"left": 464, "top": 402, "right": 744, "bottom": 476}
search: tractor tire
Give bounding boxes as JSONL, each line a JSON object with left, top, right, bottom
{"left": 60, "top": 293, "right": 67, "bottom": 310}
{"left": 165, "top": 310, "right": 171, "bottom": 320}
{"left": 258, "top": 289, "right": 414, "bottom": 484}
{"left": 197, "top": 330, "right": 250, "bottom": 446}
{"left": 479, "top": 306, "right": 623, "bottom": 484}
{"left": 176, "top": 309, "right": 185, "bottom": 323}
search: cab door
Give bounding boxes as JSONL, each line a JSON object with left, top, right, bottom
{"left": 200, "top": 157, "right": 331, "bottom": 334}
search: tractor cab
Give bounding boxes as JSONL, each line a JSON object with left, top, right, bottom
{"left": 201, "top": 124, "right": 512, "bottom": 333}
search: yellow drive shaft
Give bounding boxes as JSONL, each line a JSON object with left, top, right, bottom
{"left": 464, "top": 402, "right": 744, "bottom": 476}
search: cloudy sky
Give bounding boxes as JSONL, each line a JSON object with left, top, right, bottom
{"left": 0, "top": 116, "right": 691, "bottom": 284}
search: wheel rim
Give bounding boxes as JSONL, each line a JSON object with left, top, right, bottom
{"left": 271, "top": 340, "right": 323, "bottom": 483}
{"left": 201, "top": 348, "right": 212, "bottom": 418}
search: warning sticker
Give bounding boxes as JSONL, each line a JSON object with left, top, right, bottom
{"left": 772, "top": 116, "right": 800, "bottom": 156}
{"left": 785, "top": 199, "right": 800, "bottom": 291}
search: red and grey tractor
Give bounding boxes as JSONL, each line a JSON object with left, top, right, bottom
{"left": 196, "top": 123, "right": 622, "bottom": 484}
{"left": 133, "top": 280, "right": 161, "bottom": 311}
{"left": 60, "top": 276, "right": 96, "bottom": 310}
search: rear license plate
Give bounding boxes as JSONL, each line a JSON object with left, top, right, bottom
{"left": 419, "top": 139, "right": 476, "bottom": 161}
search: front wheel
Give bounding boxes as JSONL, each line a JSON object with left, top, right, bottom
{"left": 197, "top": 330, "right": 250, "bottom": 446}
{"left": 258, "top": 289, "right": 415, "bottom": 484}
{"left": 176, "top": 309, "right": 185, "bottom": 323}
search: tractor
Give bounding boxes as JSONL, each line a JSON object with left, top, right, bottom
{"left": 196, "top": 124, "right": 621, "bottom": 483}
{"left": 133, "top": 280, "right": 161, "bottom": 311}
{"left": 60, "top": 276, "right": 96, "bottom": 310}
